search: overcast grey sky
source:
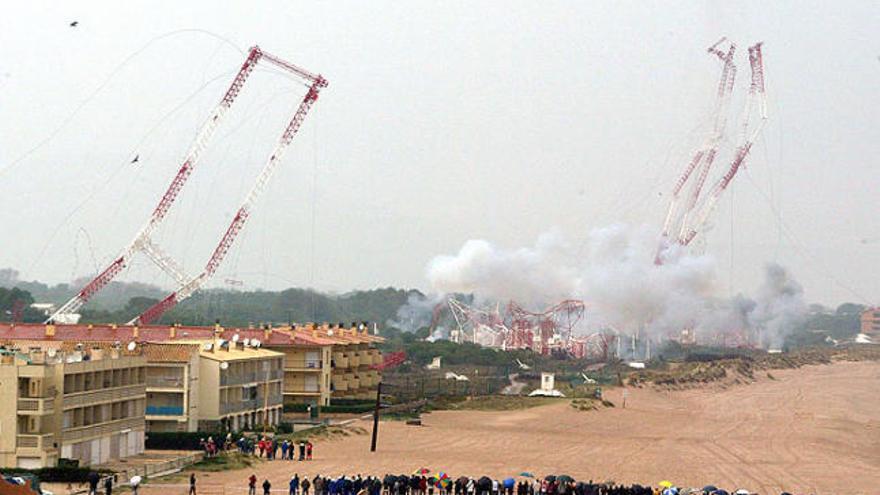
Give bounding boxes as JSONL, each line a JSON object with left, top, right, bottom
{"left": 1, "top": 1, "right": 877, "bottom": 306}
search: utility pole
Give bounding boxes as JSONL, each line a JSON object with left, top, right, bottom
{"left": 370, "top": 382, "right": 382, "bottom": 452}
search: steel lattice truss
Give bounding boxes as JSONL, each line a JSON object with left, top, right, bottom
{"left": 657, "top": 39, "right": 767, "bottom": 262}
{"left": 49, "top": 46, "right": 327, "bottom": 325}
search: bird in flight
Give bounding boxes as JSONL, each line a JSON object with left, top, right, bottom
{"left": 70, "top": 21, "right": 78, "bottom": 27}
{"left": 131, "top": 154, "right": 140, "bottom": 164}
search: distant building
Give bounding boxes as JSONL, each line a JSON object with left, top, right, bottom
{"left": 861, "top": 307, "right": 880, "bottom": 338}
{"left": 0, "top": 340, "right": 146, "bottom": 468}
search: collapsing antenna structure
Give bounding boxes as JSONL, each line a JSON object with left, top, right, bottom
{"left": 657, "top": 39, "right": 767, "bottom": 261}
{"left": 48, "top": 46, "right": 327, "bottom": 325}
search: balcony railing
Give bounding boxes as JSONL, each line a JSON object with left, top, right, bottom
{"left": 62, "top": 417, "right": 144, "bottom": 443}
{"left": 17, "top": 433, "right": 54, "bottom": 451}
{"left": 146, "top": 376, "right": 185, "bottom": 388}
{"left": 220, "top": 370, "right": 283, "bottom": 386}
{"left": 62, "top": 384, "right": 146, "bottom": 409}
{"left": 285, "top": 359, "right": 322, "bottom": 370}
{"left": 18, "top": 397, "right": 54, "bottom": 415}
{"left": 146, "top": 405, "right": 184, "bottom": 416}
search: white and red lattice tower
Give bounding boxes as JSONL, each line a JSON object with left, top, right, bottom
{"left": 49, "top": 46, "right": 328, "bottom": 325}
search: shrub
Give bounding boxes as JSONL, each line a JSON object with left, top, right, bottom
{"left": 145, "top": 431, "right": 224, "bottom": 450}
{"left": 0, "top": 466, "right": 111, "bottom": 483}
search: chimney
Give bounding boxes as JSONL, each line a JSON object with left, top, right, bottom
{"left": 45, "top": 324, "right": 56, "bottom": 338}
{"left": 111, "top": 323, "right": 117, "bottom": 330}
{"left": 133, "top": 326, "right": 139, "bottom": 338}
{"left": 264, "top": 328, "right": 271, "bottom": 340}
{"left": 169, "top": 326, "right": 176, "bottom": 339}
{"left": 87, "top": 324, "right": 93, "bottom": 331}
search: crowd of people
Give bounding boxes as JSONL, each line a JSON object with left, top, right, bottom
{"left": 235, "top": 435, "right": 314, "bottom": 460}
{"left": 194, "top": 433, "right": 316, "bottom": 460}
{"left": 241, "top": 473, "right": 777, "bottom": 495}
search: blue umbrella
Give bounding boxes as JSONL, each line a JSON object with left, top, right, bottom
{"left": 503, "top": 479, "right": 515, "bottom": 489}
{"left": 519, "top": 473, "right": 535, "bottom": 479}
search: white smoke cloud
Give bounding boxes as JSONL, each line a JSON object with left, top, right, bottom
{"left": 399, "top": 224, "right": 808, "bottom": 349}
{"left": 748, "top": 263, "right": 807, "bottom": 348}
{"left": 427, "top": 230, "right": 579, "bottom": 308}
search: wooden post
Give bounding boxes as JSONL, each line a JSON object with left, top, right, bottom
{"left": 370, "top": 382, "right": 382, "bottom": 452}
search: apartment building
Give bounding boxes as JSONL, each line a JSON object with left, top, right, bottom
{"left": 142, "top": 343, "right": 200, "bottom": 432}
{"left": 0, "top": 342, "right": 146, "bottom": 468}
{"left": 264, "top": 328, "right": 334, "bottom": 407}
{"left": 303, "top": 323, "right": 383, "bottom": 401}
{"left": 198, "top": 343, "right": 284, "bottom": 431}
{"left": 0, "top": 321, "right": 382, "bottom": 440}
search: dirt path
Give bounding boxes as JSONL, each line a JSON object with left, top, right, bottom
{"left": 500, "top": 373, "right": 526, "bottom": 395}
{"left": 144, "top": 360, "right": 880, "bottom": 495}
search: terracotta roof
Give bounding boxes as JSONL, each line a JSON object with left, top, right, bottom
{"left": 199, "top": 346, "right": 284, "bottom": 362}
{"left": 0, "top": 323, "right": 382, "bottom": 351}
{"left": 142, "top": 343, "right": 199, "bottom": 362}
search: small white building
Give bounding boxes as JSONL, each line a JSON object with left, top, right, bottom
{"left": 529, "top": 372, "right": 564, "bottom": 397}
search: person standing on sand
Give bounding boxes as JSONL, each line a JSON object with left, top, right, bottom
{"left": 263, "top": 479, "right": 272, "bottom": 495}
{"left": 189, "top": 473, "right": 197, "bottom": 495}
{"left": 87, "top": 472, "right": 99, "bottom": 495}
{"left": 302, "top": 476, "right": 312, "bottom": 495}
{"left": 249, "top": 474, "right": 258, "bottom": 495}
{"left": 306, "top": 440, "right": 313, "bottom": 460}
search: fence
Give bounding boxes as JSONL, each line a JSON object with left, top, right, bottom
{"left": 112, "top": 452, "right": 204, "bottom": 482}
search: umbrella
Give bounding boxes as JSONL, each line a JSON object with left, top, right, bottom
{"left": 557, "top": 476, "right": 574, "bottom": 484}
{"left": 733, "top": 491, "right": 750, "bottom": 495}
{"left": 503, "top": 478, "right": 515, "bottom": 489}
{"left": 414, "top": 468, "right": 431, "bottom": 475}
{"left": 130, "top": 476, "right": 142, "bottom": 487}
{"left": 544, "top": 476, "right": 557, "bottom": 483}
{"left": 702, "top": 487, "right": 718, "bottom": 494}
{"left": 519, "top": 473, "right": 535, "bottom": 479}
{"left": 662, "top": 489, "right": 679, "bottom": 495}
{"left": 659, "top": 481, "right": 674, "bottom": 489}
{"left": 712, "top": 490, "right": 729, "bottom": 495}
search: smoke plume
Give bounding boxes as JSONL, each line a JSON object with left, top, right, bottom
{"left": 397, "top": 224, "right": 807, "bottom": 350}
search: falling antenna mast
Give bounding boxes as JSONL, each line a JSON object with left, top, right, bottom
{"left": 48, "top": 46, "right": 327, "bottom": 324}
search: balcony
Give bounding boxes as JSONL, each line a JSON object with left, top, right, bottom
{"left": 18, "top": 397, "right": 55, "bottom": 415}
{"left": 285, "top": 359, "right": 322, "bottom": 371}
{"left": 220, "top": 369, "right": 283, "bottom": 386}
{"left": 63, "top": 384, "right": 146, "bottom": 409}
{"left": 348, "top": 353, "right": 361, "bottom": 367}
{"left": 331, "top": 378, "right": 348, "bottom": 392}
{"left": 146, "top": 375, "right": 185, "bottom": 389}
{"left": 146, "top": 406, "right": 184, "bottom": 416}
{"left": 333, "top": 353, "right": 349, "bottom": 369}
{"left": 62, "top": 417, "right": 144, "bottom": 443}
{"left": 17, "top": 433, "right": 55, "bottom": 451}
